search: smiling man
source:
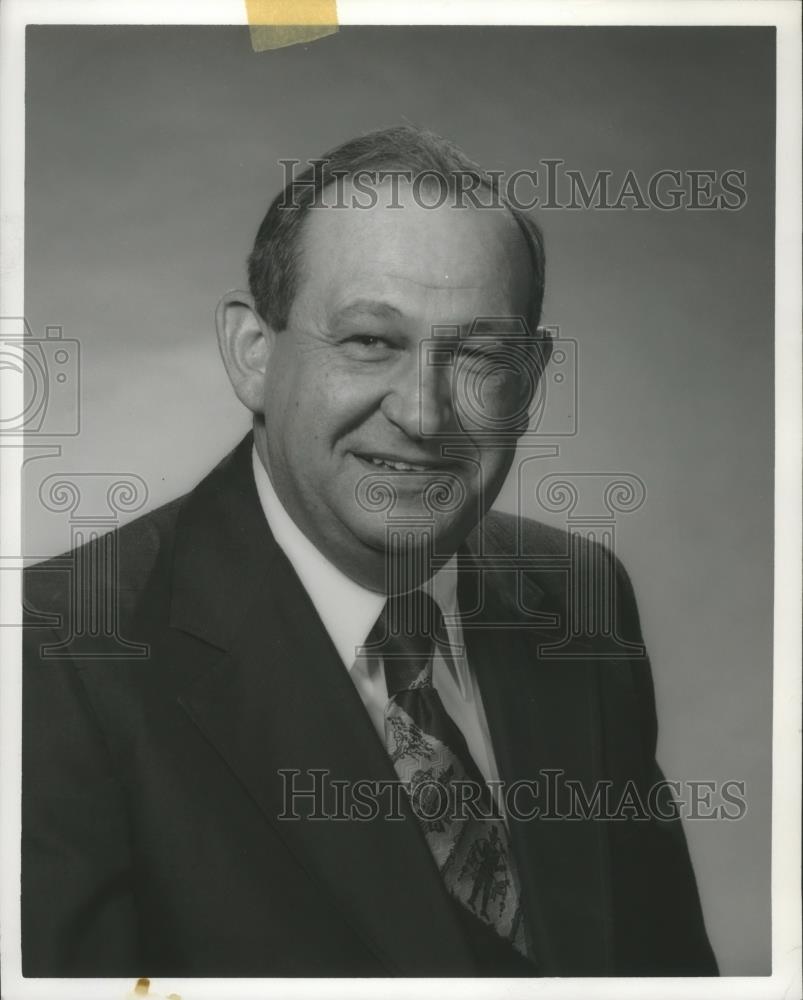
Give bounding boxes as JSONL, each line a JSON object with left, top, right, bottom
{"left": 22, "top": 126, "right": 717, "bottom": 978}
{"left": 218, "top": 145, "right": 538, "bottom": 589}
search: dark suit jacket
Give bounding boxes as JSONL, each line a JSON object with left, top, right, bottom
{"left": 22, "top": 433, "right": 717, "bottom": 977}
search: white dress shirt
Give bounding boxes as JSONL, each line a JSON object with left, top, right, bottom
{"left": 251, "top": 446, "right": 502, "bottom": 786}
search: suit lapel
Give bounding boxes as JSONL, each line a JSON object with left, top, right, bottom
{"left": 170, "top": 435, "right": 476, "bottom": 975}
{"left": 459, "top": 525, "right": 614, "bottom": 976}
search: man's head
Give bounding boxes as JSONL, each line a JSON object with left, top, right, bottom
{"left": 217, "top": 125, "right": 548, "bottom": 592}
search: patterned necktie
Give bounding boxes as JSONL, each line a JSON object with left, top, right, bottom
{"left": 367, "top": 588, "right": 531, "bottom": 959}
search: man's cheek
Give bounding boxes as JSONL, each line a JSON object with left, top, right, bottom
{"left": 326, "top": 376, "right": 380, "bottom": 419}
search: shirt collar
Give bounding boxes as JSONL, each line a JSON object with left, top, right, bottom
{"left": 251, "top": 445, "right": 459, "bottom": 670}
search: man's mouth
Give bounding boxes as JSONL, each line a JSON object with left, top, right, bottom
{"left": 355, "top": 453, "right": 445, "bottom": 473}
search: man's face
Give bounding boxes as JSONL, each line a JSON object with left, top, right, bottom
{"left": 255, "top": 180, "right": 536, "bottom": 591}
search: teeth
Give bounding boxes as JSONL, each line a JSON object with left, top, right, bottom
{"left": 369, "top": 457, "right": 427, "bottom": 472}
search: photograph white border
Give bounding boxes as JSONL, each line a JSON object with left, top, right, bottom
{"left": 1, "top": 3, "right": 799, "bottom": 998}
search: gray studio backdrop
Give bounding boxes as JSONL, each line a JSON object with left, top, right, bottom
{"left": 23, "top": 25, "right": 774, "bottom": 975}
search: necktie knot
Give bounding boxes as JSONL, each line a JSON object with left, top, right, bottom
{"left": 367, "top": 589, "right": 448, "bottom": 697}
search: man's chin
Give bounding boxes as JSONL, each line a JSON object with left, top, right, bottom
{"left": 347, "top": 510, "right": 473, "bottom": 565}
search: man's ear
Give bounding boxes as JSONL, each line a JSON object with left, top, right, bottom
{"left": 215, "top": 290, "right": 276, "bottom": 415}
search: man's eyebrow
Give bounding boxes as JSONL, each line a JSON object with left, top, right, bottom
{"left": 329, "top": 300, "right": 405, "bottom": 326}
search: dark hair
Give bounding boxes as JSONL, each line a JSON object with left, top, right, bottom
{"left": 247, "top": 124, "right": 546, "bottom": 332}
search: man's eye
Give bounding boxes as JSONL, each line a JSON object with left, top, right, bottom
{"left": 342, "top": 334, "right": 393, "bottom": 358}
{"left": 459, "top": 344, "right": 510, "bottom": 365}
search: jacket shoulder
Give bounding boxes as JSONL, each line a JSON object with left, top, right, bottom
{"left": 24, "top": 494, "right": 185, "bottom": 621}
{"left": 482, "top": 508, "right": 581, "bottom": 558}
{"left": 481, "top": 508, "right": 639, "bottom": 625}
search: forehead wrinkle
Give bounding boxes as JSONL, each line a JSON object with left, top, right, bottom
{"left": 380, "top": 272, "right": 495, "bottom": 291}
{"left": 330, "top": 299, "right": 404, "bottom": 323}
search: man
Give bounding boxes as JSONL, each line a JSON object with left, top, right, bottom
{"left": 22, "top": 126, "right": 717, "bottom": 977}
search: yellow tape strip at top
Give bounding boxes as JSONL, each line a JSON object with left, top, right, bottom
{"left": 245, "top": 0, "right": 339, "bottom": 51}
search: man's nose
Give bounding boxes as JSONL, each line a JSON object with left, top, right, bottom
{"left": 380, "top": 352, "right": 455, "bottom": 441}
